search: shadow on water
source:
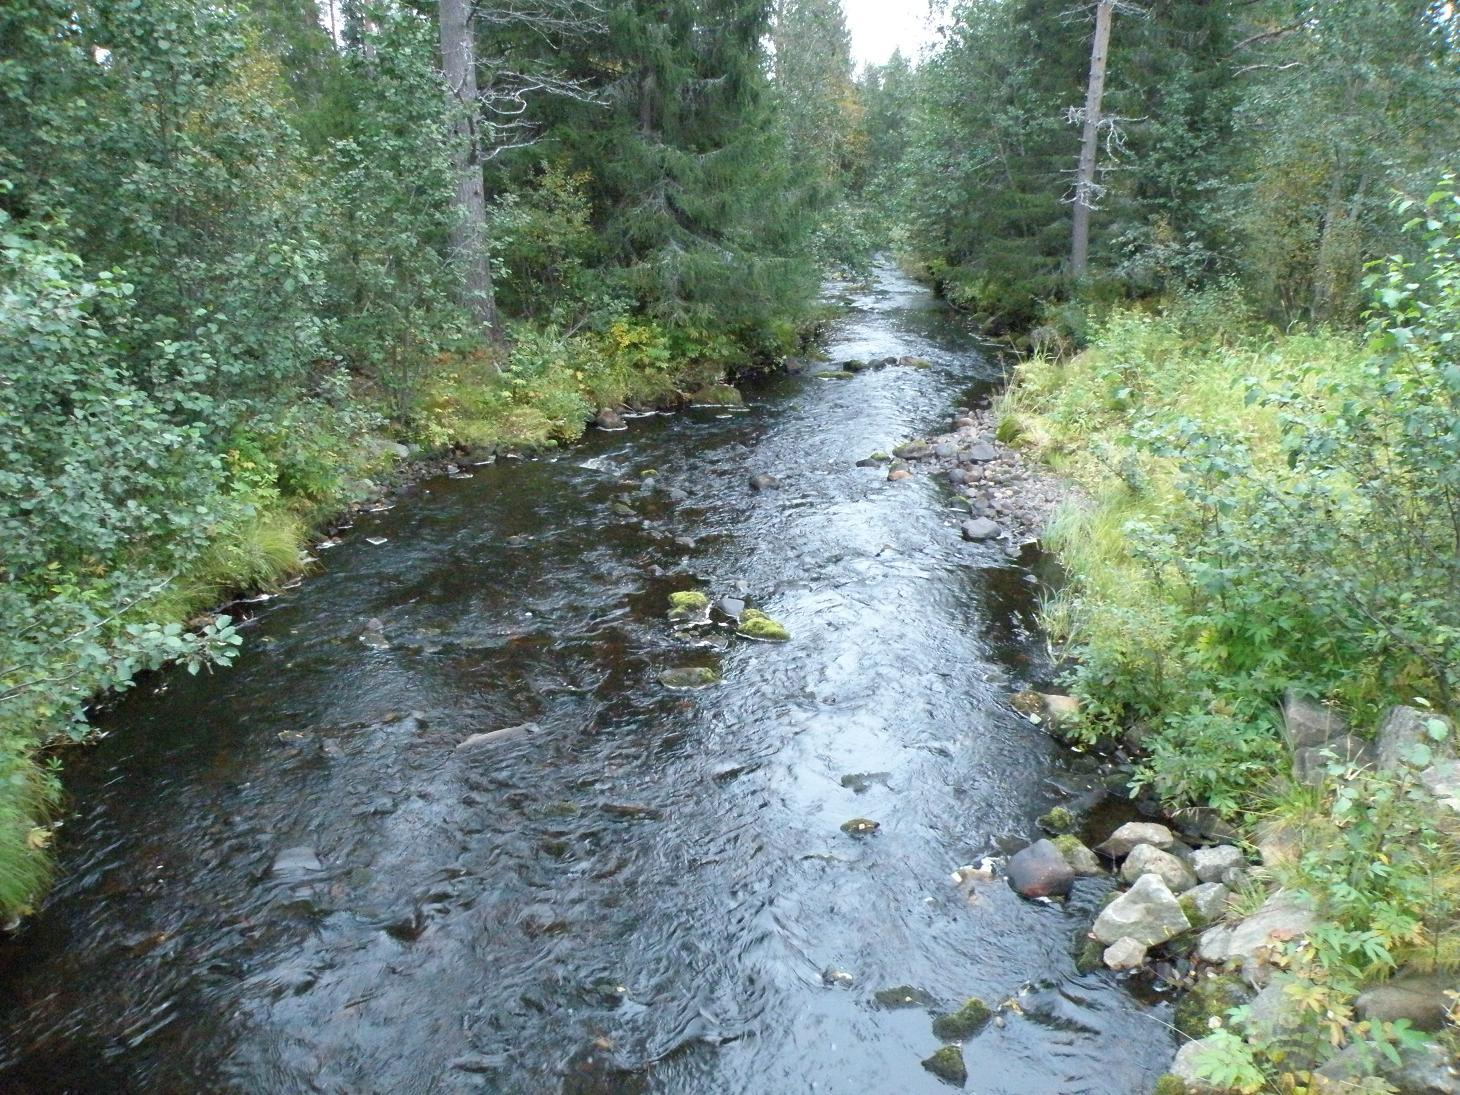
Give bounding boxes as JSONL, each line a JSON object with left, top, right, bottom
{"left": 0, "top": 262, "right": 1175, "bottom": 1094}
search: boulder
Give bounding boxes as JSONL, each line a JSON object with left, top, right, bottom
{"left": 1190, "top": 844, "right": 1245, "bottom": 884}
{"left": 1378, "top": 706, "right": 1455, "bottom": 772}
{"left": 1293, "top": 733, "right": 1376, "bottom": 785}
{"left": 1197, "top": 889, "right": 1315, "bottom": 986}
{"left": 749, "top": 473, "right": 781, "bottom": 491}
{"left": 658, "top": 667, "right": 720, "bottom": 689}
{"left": 1316, "top": 1040, "right": 1459, "bottom": 1094}
{"left": 931, "top": 997, "right": 992, "bottom": 1041}
{"left": 457, "top": 722, "right": 543, "bottom": 750}
{"left": 1121, "top": 844, "right": 1198, "bottom": 893}
{"left": 966, "top": 441, "right": 998, "bottom": 463}
{"left": 893, "top": 441, "right": 933, "bottom": 461}
{"left": 1421, "top": 760, "right": 1460, "bottom": 814}
{"left": 1356, "top": 972, "right": 1458, "bottom": 1032}
{"left": 888, "top": 468, "right": 912, "bottom": 482}
{"left": 961, "top": 518, "right": 1002, "bottom": 542}
{"left": 922, "top": 1045, "right": 967, "bottom": 1085}
{"left": 1092, "top": 873, "right": 1191, "bottom": 946}
{"left": 1052, "top": 835, "right": 1103, "bottom": 876}
{"left": 1041, "top": 694, "right": 1081, "bottom": 723}
{"left": 840, "top": 817, "right": 880, "bottom": 837}
{"left": 270, "top": 846, "right": 324, "bottom": 878}
{"left": 1007, "top": 839, "right": 1076, "bottom": 898}
{"left": 1097, "top": 821, "right": 1177, "bottom": 859}
{"left": 1037, "top": 806, "right": 1078, "bottom": 835}
{"left": 594, "top": 408, "right": 627, "bottom": 431}
{"left": 1181, "top": 883, "right": 1231, "bottom": 928}
{"left": 1103, "top": 937, "right": 1148, "bottom": 971}
{"left": 1169, "top": 1037, "right": 1234, "bottom": 1094}
{"left": 1282, "top": 690, "right": 1347, "bottom": 750}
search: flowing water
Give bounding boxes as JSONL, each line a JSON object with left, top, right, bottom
{"left": 0, "top": 264, "right": 1176, "bottom": 1093}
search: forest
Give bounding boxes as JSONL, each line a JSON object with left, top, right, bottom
{"left": 2, "top": 0, "right": 1459, "bottom": 1090}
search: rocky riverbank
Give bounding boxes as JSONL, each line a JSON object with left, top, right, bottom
{"left": 855, "top": 392, "right": 1076, "bottom": 546}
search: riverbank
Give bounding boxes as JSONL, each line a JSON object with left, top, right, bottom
{"left": 975, "top": 296, "right": 1460, "bottom": 1092}
{"left": 0, "top": 315, "right": 830, "bottom": 925}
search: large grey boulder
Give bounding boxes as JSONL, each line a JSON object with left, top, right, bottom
{"left": 1121, "top": 843, "right": 1198, "bottom": 893}
{"left": 1092, "top": 873, "right": 1192, "bottom": 946}
{"left": 1378, "top": 706, "right": 1455, "bottom": 772}
{"left": 1198, "top": 889, "right": 1316, "bottom": 986}
{"left": 1190, "top": 844, "right": 1245, "bottom": 884}
{"left": 1421, "top": 760, "right": 1460, "bottom": 815}
{"left": 1357, "top": 972, "right": 1458, "bottom": 1032}
{"left": 1097, "top": 821, "right": 1177, "bottom": 859}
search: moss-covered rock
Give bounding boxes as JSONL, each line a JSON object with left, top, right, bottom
{"left": 1052, "top": 834, "right": 1103, "bottom": 876}
{"left": 1038, "top": 806, "right": 1077, "bottom": 835}
{"left": 874, "top": 985, "right": 935, "bottom": 1009}
{"left": 1153, "top": 1075, "right": 1189, "bottom": 1095}
{"left": 930, "top": 997, "right": 992, "bottom": 1041}
{"left": 818, "top": 370, "right": 855, "bottom": 380}
{"left": 868, "top": 451, "right": 891, "bottom": 463}
{"left": 840, "top": 817, "right": 880, "bottom": 836}
{"left": 1074, "top": 931, "right": 1105, "bottom": 974}
{"left": 658, "top": 666, "right": 720, "bottom": 689}
{"left": 668, "top": 591, "right": 710, "bottom": 615}
{"left": 1173, "top": 970, "right": 1251, "bottom": 1039}
{"left": 921, "top": 1044, "right": 967, "bottom": 1085}
{"left": 688, "top": 384, "right": 744, "bottom": 406}
{"left": 737, "top": 608, "right": 790, "bottom": 642}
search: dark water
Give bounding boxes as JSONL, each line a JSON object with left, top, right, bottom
{"left": 0, "top": 265, "right": 1174, "bottom": 1093}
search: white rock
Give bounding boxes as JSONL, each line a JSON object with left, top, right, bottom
{"left": 1103, "top": 937, "right": 1148, "bottom": 971}
{"left": 1097, "top": 821, "right": 1177, "bottom": 858}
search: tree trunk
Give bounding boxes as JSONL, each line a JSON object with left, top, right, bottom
{"left": 1070, "top": 0, "right": 1114, "bottom": 280}
{"left": 438, "top": 0, "right": 500, "bottom": 339}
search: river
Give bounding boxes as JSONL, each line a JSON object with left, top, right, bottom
{"left": 0, "top": 263, "right": 1175, "bottom": 1093}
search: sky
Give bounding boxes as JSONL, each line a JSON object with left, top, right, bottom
{"left": 841, "top": 0, "right": 939, "bottom": 69}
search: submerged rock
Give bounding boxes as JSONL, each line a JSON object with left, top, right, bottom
{"left": 736, "top": 608, "right": 790, "bottom": 642}
{"left": 874, "top": 985, "right": 937, "bottom": 1009}
{"left": 456, "top": 722, "right": 543, "bottom": 750}
{"left": 922, "top": 1045, "right": 967, "bottom": 1086}
{"left": 668, "top": 591, "right": 711, "bottom": 621}
{"left": 749, "top": 473, "right": 781, "bottom": 491}
{"left": 931, "top": 997, "right": 992, "bottom": 1041}
{"left": 1007, "top": 838, "right": 1076, "bottom": 898}
{"left": 657, "top": 667, "right": 720, "bottom": 690}
{"left": 270, "top": 846, "right": 324, "bottom": 878}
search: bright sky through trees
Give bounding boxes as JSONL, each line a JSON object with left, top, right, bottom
{"left": 841, "top": 0, "right": 935, "bottom": 67}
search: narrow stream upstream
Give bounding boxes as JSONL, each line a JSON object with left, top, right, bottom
{"left": 0, "top": 264, "right": 1175, "bottom": 1093}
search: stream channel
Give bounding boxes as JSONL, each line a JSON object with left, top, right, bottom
{"left": 0, "top": 263, "right": 1176, "bottom": 1093}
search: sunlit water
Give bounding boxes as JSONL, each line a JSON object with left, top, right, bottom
{"left": 0, "top": 264, "right": 1175, "bottom": 1093}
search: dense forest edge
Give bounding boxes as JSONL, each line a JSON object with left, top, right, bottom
{"left": 3, "top": 0, "right": 1460, "bottom": 1089}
